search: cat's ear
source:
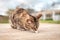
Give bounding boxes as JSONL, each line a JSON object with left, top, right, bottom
{"left": 36, "top": 13, "right": 42, "bottom": 19}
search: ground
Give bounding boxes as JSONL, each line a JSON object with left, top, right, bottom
{"left": 0, "top": 23, "right": 60, "bottom": 40}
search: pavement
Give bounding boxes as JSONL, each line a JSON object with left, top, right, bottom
{"left": 0, "top": 23, "right": 60, "bottom": 40}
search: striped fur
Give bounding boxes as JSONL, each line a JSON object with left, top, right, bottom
{"left": 9, "top": 7, "right": 42, "bottom": 32}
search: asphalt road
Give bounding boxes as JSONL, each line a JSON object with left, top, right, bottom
{"left": 0, "top": 23, "right": 60, "bottom": 40}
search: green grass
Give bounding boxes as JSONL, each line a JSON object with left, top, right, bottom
{"left": 0, "top": 16, "right": 9, "bottom": 23}
{"left": 40, "top": 19, "right": 60, "bottom": 24}
{"left": 0, "top": 19, "right": 9, "bottom": 23}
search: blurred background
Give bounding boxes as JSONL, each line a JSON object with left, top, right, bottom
{"left": 0, "top": 0, "right": 60, "bottom": 24}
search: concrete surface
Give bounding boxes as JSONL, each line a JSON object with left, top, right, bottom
{"left": 0, "top": 23, "right": 60, "bottom": 40}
